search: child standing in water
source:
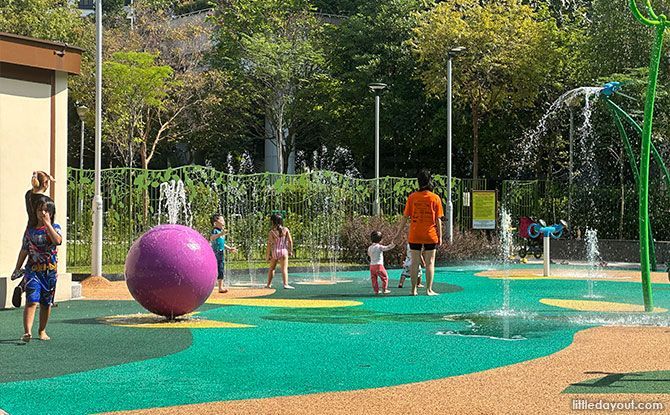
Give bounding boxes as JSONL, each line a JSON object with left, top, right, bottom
{"left": 265, "top": 214, "right": 294, "bottom": 289}
{"left": 209, "top": 214, "right": 237, "bottom": 293}
{"left": 367, "top": 231, "right": 395, "bottom": 295}
{"left": 398, "top": 242, "right": 425, "bottom": 289}
{"left": 16, "top": 196, "right": 62, "bottom": 342}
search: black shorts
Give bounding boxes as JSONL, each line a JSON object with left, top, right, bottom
{"left": 409, "top": 243, "right": 437, "bottom": 251}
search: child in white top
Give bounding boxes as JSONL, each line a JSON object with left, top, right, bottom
{"left": 399, "top": 243, "right": 425, "bottom": 288}
{"left": 367, "top": 231, "right": 395, "bottom": 294}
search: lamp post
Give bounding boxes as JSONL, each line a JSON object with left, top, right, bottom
{"left": 446, "top": 46, "right": 465, "bottom": 244}
{"left": 128, "top": 0, "right": 135, "bottom": 30}
{"left": 369, "top": 82, "right": 387, "bottom": 216}
{"left": 92, "top": 0, "right": 103, "bottom": 278}
{"left": 76, "top": 105, "right": 88, "bottom": 171}
{"left": 76, "top": 104, "right": 88, "bottom": 218}
{"left": 568, "top": 107, "right": 574, "bottom": 229}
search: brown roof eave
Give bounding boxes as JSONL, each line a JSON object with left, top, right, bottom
{"left": 0, "top": 32, "right": 85, "bottom": 53}
{"left": 0, "top": 32, "right": 83, "bottom": 75}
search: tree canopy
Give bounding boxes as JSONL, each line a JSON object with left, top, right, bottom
{"left": 3, "top": 0, "right": 670, "bottom": 190}
{"left": 211, "top": 0, "right": 331, "bottom": 173}
{"left": 412, "top": 0, "right": 566, "bottom": 178}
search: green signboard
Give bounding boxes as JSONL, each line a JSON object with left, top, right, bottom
{"left": 472, "top": 190, "right": 496, "bottom": 229}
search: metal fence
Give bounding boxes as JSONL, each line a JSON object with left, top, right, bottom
{"left": 68, "top": 167, "right": 667, "bottom": 268}
{"left": 501, "top": 179, "right": 670, "bottom": 241}
{"left": 66, "top": 167, "right": 486, "bottom": 267}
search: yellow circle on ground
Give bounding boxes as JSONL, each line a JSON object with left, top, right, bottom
{"left": 540, "top": 299, "right": 667, "bottom": 313}
{"left": 295, "top": 280, "right": 338, "bottom": 285}
{"left": 481, "top": 274, "right": 547, "bottom": 280}
{"left": 294, "top": 280, "right": 354, "bottom": 285}
{"left": 477, "top": 269, "right": 644, "bottom": 282}
{"left": 98, "top": 314, "right": 254, "bottom": 329}
{"left": 206, "top": 298, "right": 362, "bottom": 308}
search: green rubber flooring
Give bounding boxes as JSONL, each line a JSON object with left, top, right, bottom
{"left": 0, "top": 265, "right": 668, "bottom": 415}
{"left": 564, "top": 371, "right": 670, "bottom": 394}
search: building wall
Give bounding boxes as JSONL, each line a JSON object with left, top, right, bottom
{"left": 55, "top": 72, "right": 69, "bottom": 280}
{"left": 0, "top": 75, "right": 71, "bottom": 308}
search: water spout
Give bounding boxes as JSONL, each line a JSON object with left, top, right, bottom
{"left": 158, "top": 179, "right": 192, "bottom": 226}
{"left": 585, "top": 228, "right": 603, "bottom": 299}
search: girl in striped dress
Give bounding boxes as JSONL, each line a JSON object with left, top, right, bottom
{"left": 265, "top": 214, "right": 295, "bottom": 289}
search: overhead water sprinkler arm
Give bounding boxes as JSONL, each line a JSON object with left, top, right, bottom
{"left": 631, "top": 0, "right": 661, "bottom": 26}
{"left": 604, "top": 98, "right": 641, "bottom": 134}
{"left": 629, "top": 0, "right": 667, "bottom": 311}
{"left": 646, "top": 0, "right": 659, "bottom": 20}
{"left": 604, "top": 97, "right": 670, "bottom": 191}
{"left": 600, "top": 81, "right": 622, "bottom": 97}
{"left": 608, "top": 103, "right": 641, "bottom": 186}
{"left": 644, "top": 0, "right": 670, "bottom": 28}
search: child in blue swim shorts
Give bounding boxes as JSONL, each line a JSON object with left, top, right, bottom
{"left": 16, "top": 196, "right": 62, "bottom": 342}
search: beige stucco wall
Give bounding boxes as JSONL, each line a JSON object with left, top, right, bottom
{"left": 55, "top": 71, "right": 69, "bottom": 278}
{"left": 0, "top": 74, "right": 71, "bottom": 308}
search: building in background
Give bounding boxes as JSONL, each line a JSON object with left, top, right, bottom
{"left": 0, "top": 32, "right": 82, "bottom": 308}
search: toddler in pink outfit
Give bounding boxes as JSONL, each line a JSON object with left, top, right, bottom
{"left": 367, "top": 231, "right": 395, "bottom": 295}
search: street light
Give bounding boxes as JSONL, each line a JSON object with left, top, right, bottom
{"left": 369, "top": 82, "right": 387, "bottom": 216}
{"left": 568, "top": 106, "right": 575, "bottom": 228}
{"left": 76, "top": 104, "right": 88, "bottom": 171}
{"left": 128, "top": 0, "right": 135, "bottom": 30}
{"left": 76, "top": 104, "right": 88, "bottom": 219}
{"left": 446, "top": 46, "right": 465, "bottom": 244}
{"left": 92, "top": 0, "right": 103, "bottom": 278}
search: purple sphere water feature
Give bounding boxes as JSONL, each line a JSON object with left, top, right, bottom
{"left": 125, "top": 224, "right": 217, "bottom": 318}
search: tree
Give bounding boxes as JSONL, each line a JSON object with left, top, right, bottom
{"left": 0, "top": 0, "right": 92, "bottom": 45}
{"left": 412, "top": 0, "right": 564, "bottom": 178}
{"left": 587, "top": 0, "right": 670, "bottom": 78}
{"left": 312, "top": 0, "right": 358, "bottom": 15}
{"left": 179, "top": 73, "right": 257, "bottom": 168}
{"left": 211, "top": 0, "right": 330, "bottom": 173}
{"left": 70, "top": 1, "right": 233, "bottom": 169}
{"left": 0, "top": 0, "right": 99, "bottom": 169}
{"left": 321, "top": 0, "right": 444, "bottom": 177}
{"left": 102, "top": 51, "right": 174, "bottom": 168}
{"left": 0, "top": 0, "right": 95, "bottom": 88}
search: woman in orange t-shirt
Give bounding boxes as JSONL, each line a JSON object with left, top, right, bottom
{"left": 396, "top": 169, "right": 443, "bottom": 296}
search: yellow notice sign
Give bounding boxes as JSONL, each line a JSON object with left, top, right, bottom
{"left": 472, "top": 190, "right": 496, "bottom": 229}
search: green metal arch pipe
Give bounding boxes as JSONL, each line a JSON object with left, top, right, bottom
{"left": 607, "top": 100, "right": 658, "bottom": 271}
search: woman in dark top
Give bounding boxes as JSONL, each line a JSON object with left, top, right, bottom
{"left": 11, "top": 172, "right": 55, "bottom": 304}
{"left": 25, "top": 171, "right": 54, "bottom": 227}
